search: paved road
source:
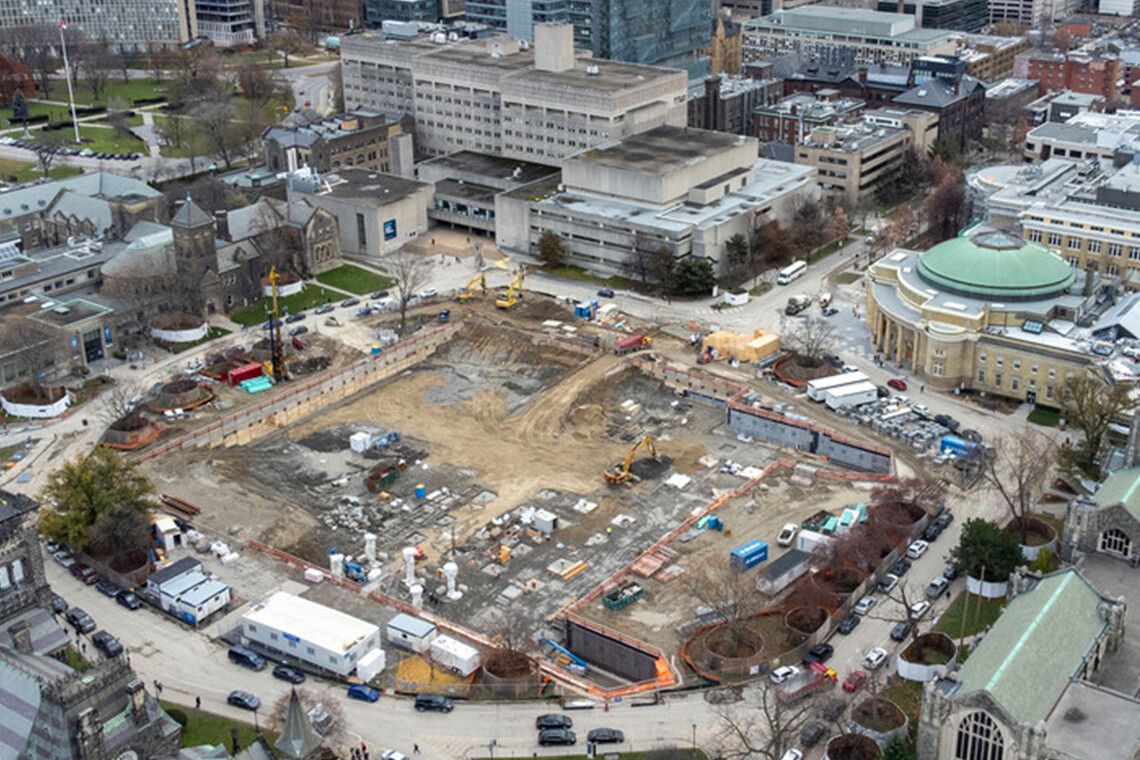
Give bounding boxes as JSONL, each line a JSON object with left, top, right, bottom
{"left": 278, "top": 62, "right": 337, "bottom": 115}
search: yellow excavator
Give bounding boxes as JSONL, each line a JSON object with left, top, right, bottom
{"left": 457, "top": 273, "right": 486, "bottom": 301}
{"left": 495, "top": 271, "right": 525, "bottom": 310}
{"left": 604, "top": 436, "right": 658, "bottom": 485}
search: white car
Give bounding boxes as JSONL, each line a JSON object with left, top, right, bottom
{"left": 770, "top": 665, "right": 800, "bottom": 684}
{"left": 419, "top": 287, "right": 438, "bottom": 299}
{"left": 909, "top": 600, "right": 932, "bottom": 619}
{"left": 780, "top": 751, "right": 804, "bottom": 760}
{"left": 853, "top": 595, "right": 877, "bottom": 616}
{"left": 926, "top": 577, "right": 949, "bottom": 598}
{"left": 381, "top": 751, "right": 409, "bottom": 760}
{"left": 777, "top": 522, "right": 798, "bottom": 547}
{"left": 878, "top": 573, "right": 899, "bottom": 593}
{"left": 907, "top": 540, "right": 930, "bottom": 559}
{"left": 864, "top": 647, "right": 889, "bottom": 670}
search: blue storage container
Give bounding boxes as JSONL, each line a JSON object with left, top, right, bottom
{"left": 415, "top": 484, "right": 426, "bottom": 498}
{"left": 730, "top": 540, "right": 768, "bottom": 571}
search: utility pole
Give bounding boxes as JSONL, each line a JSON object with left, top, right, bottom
{"left": 58, "top": 20, "right": 81, "bottom": 144}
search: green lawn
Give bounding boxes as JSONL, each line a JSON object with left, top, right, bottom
{"left": 315, "top": 264, "right": 394, "bottom": 295}
{"left": 543, "top": 265, "right": 630, "bottom": 289}
{"left": 1, "top": 101, "right": 75, "bottom": 127}
{"left": 749, "top": 281, "right": 773, "bottom": 297}
{"left": 807, "top": 236, "right": 854, "bottom": 264}
{"left": 161, "top": 702, "right": 274, "bottom": 750}
{"left": 835, "top": 271, "right": 863, "bottom": 285}
{"left": 69, "top": 125, "right": 146, "bottom": 155}
{"left": 880, "top": 677, "right": 924, "bottom": 722}
{"left": 1028, "top": 406, "right": 1061, "bottom": 427}
{"left": 0, "top": 157, "right": 83, "bottom": 184}
{"left": 0, "top": 444, "right": 18, "bottom": 463}
{"left": 934, "top": 592, "right": 1005, "bottom": 639}
{"left": 228, "top": 285, "right": 342, "bottom": 326}
{"left": 66, "top": 647, "right": 92, "bottom": 672}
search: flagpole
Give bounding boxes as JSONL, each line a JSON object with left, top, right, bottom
{"left": 58, "top": 21, "right": 81, "bottom": 144}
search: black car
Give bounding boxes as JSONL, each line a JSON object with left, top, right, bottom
{"left": 596, "top": 288, "right": 615, "bottom": 298}
{"left": 934, "top": 512, "right": 954, "bottom": 530}
{"left": 51, "top": 594, "right": 68, "bottom": 614}
{"left": 414, "top": 693, "right": 454, "bottom": 712}
{"left": 227, "top": 690, "right": 261, "bottom": 711}
{"left": 65, "top": 608, "right": 96, "bottom": 634}
{"left": 825, "top": 354, "right": 844, "bottom": 370}
{"left": 801, "top": 721, "right": 829, "bottom": 748}
{"left": 891, "top": 559, "right": 912, "bottom": 576}
{"left": 538, "top": 729, "right": 576, "bottom": 746}
{"left": 802, "top": 643, "right": 834, "bottom": 666}
{"left": 934, "top": 414, "right": 960, "bottom": 431}
{"left": 92, "top": 630, "right": 124, "bottom": 657}
{"left": 288, "top": 325, "right": 309, "bottom": 336}
{"left": 587, "top": 728, "right": 624, "bottom": 744}
{"left": 370, "top": 290, "right": 390, "bottom": 299}
{"left": 285, "top": 313, "right": 306, "bottom": 323}
{"left": 837, "top": 615, "right": 860, "bottom": 635}
{"left": 923, "top": 523, "right": 944, "bottom": 542}
{"left": 890, "top": 621, "right": 913, "bottom": 641}
{"left": 95, "top": 580, "right": 119, "bottom": 598}
{"left": 877, "top": 385, "right": 891, "bottom": 398}
{"left": 535, "top": 714, "right": 572, "bottom": 730}
{"left": 272, "top": 664, "right": 306, "bottom": 684}
{"left": 116, "top": 591, "right": 142, "bottom": 610}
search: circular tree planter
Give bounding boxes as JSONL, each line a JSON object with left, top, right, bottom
{"left": 101, "top": 414, "right": 162, "bottom": 450}
{"left": 262, "top": 271, "right": 303, "bottom": 297}
{"left": 786, "top": 606, "right": 828, "bottom": 640}
{"left": 1006, "top": 516, "right": 1057, "bottom": 561}
{"left": 897, "top": 632, "right": 957, "bottom": 682}
{"left": 849, "top": 697, "right": 907, "bottom": 745}
{"left": 150, "top": 312, "right": 207, "bottom": 344}
{"left": 477, "top": 650, "right": 540, "bottom": 699}
{"left": 826, "top": 733, "right": 883, "bottom": 760}
{"left": 1, "top": 383, "right": 71, "bottom": 418}
{"left": 966, "top": 575, "right": 1009, "bottom": 599}
{"left": 682, "top": 619, "right": 769, "bottom": 680}
{"left": 773, "top": 355, "right": 835, "bottom": 387}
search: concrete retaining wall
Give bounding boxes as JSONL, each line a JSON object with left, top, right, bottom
{"left": 138, "top": 324, "right": 459, "bottom": 461}
{"left": 565, "top": 616, "right": 659, "bottom": 683}
{"left": 727, "top": 405, "right": 892, "bottom": 474}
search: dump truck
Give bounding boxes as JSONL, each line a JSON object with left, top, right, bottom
{"left": 776, "top": 661, "right": 837, "bottom": 704}
{"left": 614, "top": 333, "right": 652, "bottom": 355}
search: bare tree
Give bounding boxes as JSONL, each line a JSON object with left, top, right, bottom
{"left": 74, "top": 37, "right": 116, "bottom": 102}
{"left": 386, "top": 250, "right": 431, "bottom": 336}
{"left": 116, "top": 49, "right": 136, "bottom": 84}
{"left": 683, "top": 562, "right": 764, "bottom": 655}
{"left": 1059, "top": 374, "right": 1133, "bottom": 479}
{"left": 194, "top": 97, "right": 243, "bottom": 168}
{"left": 95, "top": 379, "right": 145, "bottom": 427}
{"left": 0, "top": 25, "right": 57, "bottom": 98}
{"left": 272, "top": 30, "right": 308, "bottom": 68}
{"left": 622, "top": 233, "right": 657, "bottom": 292}
{"left": 868, "top": 579, "right": 932, "bottom": 668}
{"left": 155, "top": 111, "right": 184, "bottom": 149}
{"left": 149, "top": 48, "right": 171, "bottom": 84}
{"left": 979, "top": 427, "right": 1055, "bottom": 543}
{"left": 713, "top": 681, "right": 818, "bottom": 760}
{"left": 328, "top": 64, "right": 345, "bottom": 113}
{"left": 783, "top": 317, "right": 837, "bottom": 364}
{"left": 236, "top": 61, "right": 280, "bottom": 108}
{"left": 31, "top": 129, "right": 69, "bottom": 175}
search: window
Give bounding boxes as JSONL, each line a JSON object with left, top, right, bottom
{"left": 1099, "top": 528, "right": 1132, "bottom": 557}
{"left": 1012, "top": 360, "right": 1021, "bottom": 370}
{"left": 1108, "top": 263, "right": 1120, "bottom": 276}
{"left": 995, "top": 356, "right": 1004, "bottom": 368}
{"left": 1067, "top": 236, "right": 1080, "bottom": 250}
{"left": 1030, "top": 364, "right": 1038, "bottom": 374}
{"left": 1109, "top": 243, "right": 1123, "bottom": 257}
{"left": 1027, "top": 230, "right": 1042, "bottom": 243}
{"left": 977, "top": 368, "right": 985, "bottom": 383}
{"left": 1048, "top": 232, "right": 1062, "bottom": 247}
{"left": 1088, "top": 240, "right": 1102, "bottom": 254}
{"left": 356, "top": 213, "right": 367, "bottom": 249}
{"left": 1046, "top": 384, "right": 1054, "bottom": 399}
{"left": 994, "top": 372, "right": 1003, "bottom": 388}
{"left": 1048, "top": 367, "right": 1057, "bottom": 379}
{"left": 955, "top": 711, "right": 1005, "bottom": 760}
{"left": 979, "top": 352, "right": 987, "bottom": 363}
{"left": 1011, "top": 377, "right": 1020, "bottom": 392}
{"left": 932, "top": 361, "right": 944, "bottom": 376}
{"left": 1130, "top": 247, "right": 1140, "bottom": 261}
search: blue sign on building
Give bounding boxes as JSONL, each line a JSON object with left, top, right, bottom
{"left": 103, "top": 325, "right": 112, "bottom": 346}
{"left": 383, "top": 220, "right": 397, "bottom": 240}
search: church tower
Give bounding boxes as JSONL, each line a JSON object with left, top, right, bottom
{"left": 170, "top": 193, "right": 218, "bottom": 279}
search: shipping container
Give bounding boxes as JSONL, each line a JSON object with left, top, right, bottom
{"left": 940, "top": 435, "right": 980, "bottom": 460}
{"left": 731, "top": 539, "right": 768, "bottom": 571}
{"left": 807, "top": 372, "right": 868, "bottom": 402}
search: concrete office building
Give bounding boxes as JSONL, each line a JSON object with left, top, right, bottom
{"left": 196, "top": 0, "right": 260, "bottom": 46}
{"left": 1023, "top": 110, "right": 1140, "bottom": 163}
{"left": 496, "top": 125, "right": 817, "bottom": 277}
{"left": 0, "top": 0, "right": 196, "bottom": 53}
{"left": 341, "top": 23, "right": 688, "bottom": 161}
{"left": 742, "top": 8, "right": 959, "bottom": 67}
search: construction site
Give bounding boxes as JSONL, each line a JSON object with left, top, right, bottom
{"left": 137, "top": 286, "right": 912, "bottom": 698}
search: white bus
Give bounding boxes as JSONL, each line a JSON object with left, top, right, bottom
{"left": 777, "top": 261, "right": 807, "bottom": 285}
{"left": 806, "top": 371, "right": 868, "bottom": 402}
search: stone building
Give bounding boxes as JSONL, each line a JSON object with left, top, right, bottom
{"left": 1062, "top": 467, "right": 1140, "bottom": 563}
{"left": 702, "top": 14, "right": 743, "bottom": 76}
{"left": 917, "top": 568, "right": 1134, "bottom": 760}
{"left": 262, "top": 109, "right": 411, "bottom": 175}
{"left": 0, "top": 489, "right": 184, "bottom": 759}
{"left": 865, "top": 230, "right": 1102, "bottom": 402}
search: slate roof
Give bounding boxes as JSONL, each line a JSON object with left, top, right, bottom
{"left": 1093, "top": 466, "right": 1140, "bottom": 520}
{"left": 148, "top": 557, "right": 202, "bottom": 588}
{"left": 47, "top": 190, "right": 114, "bottom": 233}
{"left": 894, "top": 76, "right": 984, "bottom": 107}
{"left": 1, "top": 607, "right": 71, "bottom": 655}
{"left": 0, "top": 489, "right": 38, "bottom": 524}
{"left": 275, "top": 689, "right": 323, "bottom": 760}
{"left": 170, "top": 196, "right": 214, "bottom": 229}
{"left": 226, "top": 198, "right": 287, "bottom": 242}
{"left": 954, "top": 569, "right": 1108, "bottom": 725}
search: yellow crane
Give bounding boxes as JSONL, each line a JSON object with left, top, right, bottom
{"left": 267, "top": 266, "right": 285, "bottom": 382}
{"left": 604, "top": 436, "right": 658, "bottom": 485}
{"left": 457, "top": 273, "right": 486, "bottom": 301}
{"left": 495, "top": 271, "right": 525, "bottom": 310}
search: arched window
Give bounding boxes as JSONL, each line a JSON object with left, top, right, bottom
{"left": 955, "top": 711, "right": 1004, "bottom": 760}
{"left": 1099, "top": 528, "right": 1131, "bottom": 557}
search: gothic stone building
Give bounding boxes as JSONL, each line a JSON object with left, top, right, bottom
{"left": 917, "top": 568, "right": 1134, "bottom": 760}
{"left": 1062, "top": 466, "right": 1140, "bottom": 564}
{"left": 0, "top": 490, "right": 183, "bottom": 759}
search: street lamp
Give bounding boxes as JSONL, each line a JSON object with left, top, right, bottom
{"left": 691, "top": 723, "right": 697, "bottom": 759}
{"left": 487, "top": 738, "right": 497, "bottom": 760}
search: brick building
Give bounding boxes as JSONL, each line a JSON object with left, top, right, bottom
{"left": 262, "top": 109, "right": 411, "bottom": 175}
{"left": 753, "top": 91, "right": 865, "bottom": 142}
{"left": 1022, "top": 52, "right": 1123, "bottom": 102}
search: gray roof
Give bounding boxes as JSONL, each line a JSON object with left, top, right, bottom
{"left": 1091, "top": 465, "right": 1140, "bottom": 521}
{"left": 102, "top": 239, "right": 176, "bottom": 279}
{"left": 1091, "top": 293, "right": 1140, "bottom": 341}
{"left": 177, "top": 577, "right": 230, "bottom": 607}
{"left": 0, "top": 490, "right": 38, "bottom": 525}
{"left": 954, "top": 569, "right": 1108, "bottom": 724}
{"left": 761, "top": 140, "right": 795, "bottom": 162}
{"left": 0, "top": 658, "right": 45, "bottom": 759}
{"left": 226, "top": 199, "right": 286, "bottom": 242}
{"left": 171, "top": 197, "right": 214, "bottom": 229}
{"left": 893, "top": 76, "right": 983, "bottom": 107}
{"left": 275, "top": 689, "right": 323, "bottom": 760}
{"left": 760, "top": 548, "right": 809, "bottom": 579}
{"left": 148, "top": 557, "right": 203, "bottom": 588}
{"left": 387, "top": 612, "right": 436, "bottom": 638}
{"left": 1044, "top": 681, "right": 1140, "bottom": 760}
{"left": 47, "top": 190, "right": 114, "bottom": 233}
{"left": 0, "top": 172, "right": 160, "bottom": 223}
{"left": 1, "top": 607, "right": 71, "bottom": 655}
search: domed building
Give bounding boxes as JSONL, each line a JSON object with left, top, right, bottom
{"left": 866, "top": 230, "right": 1102, "bottom": 402}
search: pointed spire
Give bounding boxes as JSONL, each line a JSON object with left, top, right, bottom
{"left": 274, "top": 687, "right": 323, "bottom": 760}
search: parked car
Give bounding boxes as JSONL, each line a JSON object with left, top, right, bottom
{"left": 340, "top": 298, "right": 360, "bottom": 307}
{"left": 906, "top": 540, "right": 929, "bottom": 559}
{"left": 92, "top": 630, "right": 124, "bottom": 657}
{"left": 909, "top": 600, "right": 932, "bottom": 619}
{"left": 51, "top": 594, "right": 68, "bottom": 614}
{"left": 587, "top": 728, "right": 624, "bottom": 744}
{"left": 800, "top": 721, "right": 829, "bottom": 747}
{"left": 535, "top": 714, "right": 573, "bottom": 729}
{"left": 370, "top": 290, "right": 390, "bottom": 300}
{"left": 354, "top": 306, "right": 373, "bottom": 317}
{"left": 853, "top": 595, "right": 877, "bottom": 615}
{"left": 923, "top": 522, "right": 944, "bottom": 542}
{"left": 53, "top": 550, "right": 76, "bottom": 569}
{"left": 419, "top": 287, "right": 438, "bottom": 299}
{"left": 777, "top": 522, "right": 798, "bottom": 547}
{"left": 779, "top": 750, "right": 804, "bottom": 760}
{"left": 285, "top": 312, "right": 306, "bottom": 323}
{"left": 228, "top": 645, "right": 267, "bottom": 671}
{"left": 272, "top": 664, "right": 306, "bottom": 684}
{"left": 837, "top": 615, "right": 860, "bottom": 634}
{"left": 864, "top": 647, "right": 888, "bottom": 670}
{"left": 596, "top": 288, "right": 615, "bottom": 298}
{"left": 887, "top": 378, "right": 907, "bottom": 391}
{"left": 44, "top": 539, "right": 61, "bottom": 553}
{"left": 65, "top": 608, "right": 95, "bottom": 634}
{"left": 227, "top": 690, "right": 262, "bottom": 711}
{"left": 843, "top": 671, "right": 867, "bottom": 693}
{"left": 380, "top": 751, "right": 408, "bottom": 760}
{"left": 878, "top": 573, "right": 899, "bottom": 593}
{"left": 943, "top": 565, "right": 959, "bottom": 581}
{"left": 314, "top": 304, "right": 335, "bottom": 314}
{"left": 414, "top": 694, "right": 453, "bottom": 712}
{"left": 770, "top": 665, "right": 799, "bottom": 684}
{"left": 934, "top": 413, "right": 960, "bottom": 431}
{"left": 95, "top": 580, "right": 119, "bottom": 597}
{"left": 288, "top": 325, "right": 309, "bottom": 336}
{"left": 538, "top": 729, "right": 576, "bottom": 746}
{"left": 116, "top": 591, "right": 142, "bottom": 610}
{"left": 347, "top": 684, "right": 380, "bottom": 702}
{"left": 891, "top": 559, "right": 912, "bottom": 576}
{"left": 70, "top": 564, "right": 99, "bottom": 585}
{"left": 934, "top": 512, "right": 954, "bottom": 530}
{"left": 802, "top": 643, "right": 834, "bottom": 666}
{"left": 926, "top": 577, "right": 949, "bottom": 598}
{"left": 876, "top": 385, "right": 891, "bottom": 398}
{"left": 890, "top": 621, "right": 913, "bottom": 641}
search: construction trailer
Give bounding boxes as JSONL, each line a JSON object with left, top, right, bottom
{"left": 806, "top": 372, "right": 868, "bottom": 402}
{"left": 238, "top": 591, "right": 383, "bottom": 678}
{"left": 430, "top": 634, "right": 482, "bottom": 676}
{"left": 386, "top": 613, "right": 438, "bottom": 653}
{"left": 147, "top": 558, "right": 231, "bottom": 626}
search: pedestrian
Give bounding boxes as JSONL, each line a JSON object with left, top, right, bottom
{"left": 154, "top": 680, "right": 163, "bottom": 696}
{"left": 196, "top": 696, "right": 201, "bottom": 710}
{"left": 920, "top": 384, "right": 925, "bottom": 393}
{"left": 81, "top": 642, "right": 86, "bottom": 654}
{"left": 414, "top": 744, "right": 420, "bottom": 754}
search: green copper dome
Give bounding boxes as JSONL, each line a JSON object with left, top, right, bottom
{"left": 915, "top": 231, "right": 1077, "bottom": 301}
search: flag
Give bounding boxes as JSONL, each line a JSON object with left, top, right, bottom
{"left": 59, "top": 19, "right": 67, "bottom": 29}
